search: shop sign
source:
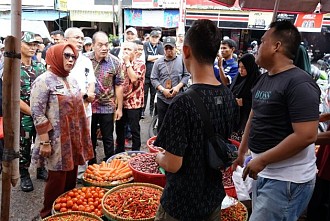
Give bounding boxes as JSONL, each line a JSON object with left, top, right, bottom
{"left": 70, "top": 10, "right": 113, "bottom": 22}
{"left": 124, "top": 9, "right": 179, "bottom": 28}
{"left": 132, "top": 0, "right": 179, "bottom": 8}
{"left": 247, "top": 11, "right": 273, "bottom": 30}
{"left": 55, "top": 0, "right": 68, "bottom": 11}
{"left": 295, "top": 14, "right": 323, "bottom": 32}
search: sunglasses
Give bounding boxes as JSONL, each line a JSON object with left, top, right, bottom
{"left": 63, "top": 53, "right": 77, "bottom": 61}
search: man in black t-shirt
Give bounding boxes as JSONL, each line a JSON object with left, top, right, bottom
{"left": 235, "top": 20, "right": 320, "bottom": 221}
{"left": 154, "top": 20, "right": 238, "bottom": 221}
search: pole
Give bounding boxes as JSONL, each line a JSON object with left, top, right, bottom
{"left": 118, "top": 0, "right": 123, "bottom": 42}
{"left": 272, "top": 0, "right": 281, "bottom": 22}
{"left": 112, "top": 0, "right": 116, "bottom": 36}
{"left": 1, "top": 0, "right": 21, "bottom": 220}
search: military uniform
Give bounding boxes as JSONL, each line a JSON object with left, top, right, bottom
{"left": 19, "top": 31, "right": 47, "bottom": 192}
{"left": 20, "top": 61, "right": 46, "bottom": 168}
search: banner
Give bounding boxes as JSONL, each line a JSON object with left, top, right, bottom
{"left": 295, "top": 14, "right": 323, "bottom": 32}
{"left": 247, "top": 11, "right": 273, "bottom": 30}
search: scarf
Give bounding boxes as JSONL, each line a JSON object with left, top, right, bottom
{"left": 45, "top": 43, "right": 78, "bottom": 78}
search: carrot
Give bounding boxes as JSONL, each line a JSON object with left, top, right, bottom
{"left": 101, "top": 161, "right": 106, "bottom": 168}
{"left": 117, "top": 166, "right": 131, "bottom": 174}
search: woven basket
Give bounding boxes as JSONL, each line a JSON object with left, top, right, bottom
{"left": 43, "top": 211, "right": 103, "bottom": 221}
{"left": 221, "top": 198, "right": 248, "bottom": 221}
{"left": 52, "top": 186, "right": 108, "bottom": 216}
{"left": 82, "top": 174, "right": 134, "bottom": 189}
{"left": 102, "top": 182, "right": 163, "bottom": 221}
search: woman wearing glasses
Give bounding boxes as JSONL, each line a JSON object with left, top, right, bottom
{"left": 30, "top": 43, "right": 94, "bottom": 219}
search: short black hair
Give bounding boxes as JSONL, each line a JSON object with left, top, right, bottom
{"left": 50, "top": 30, "right": 64, "bottom": 36}
{"left": 221, "top": 39, "right": 237, "bottom": 49}
{"left": 269, "top": 20, "right": 301, "bottom": 60}
{"left": 112, "top": 38, "right": 120, "bottom": 47}
{"left": 133, "top": 39, "right": 143, "bottom": 46}
{"left": 184, "top": 19, "right": 221, "bottom": 64}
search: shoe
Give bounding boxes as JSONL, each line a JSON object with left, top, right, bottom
{"left": 141, "top": 111, "right": 145, "bottom": 119}
{"left": 37, "top": 167, "right": 48, "bottom": 180}
{"left": 20, "top": 174, "right": 34, "bottom": 192}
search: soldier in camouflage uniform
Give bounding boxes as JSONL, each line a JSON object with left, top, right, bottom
{"left": 20, "top": 32, "right": 47, "bottom": 192}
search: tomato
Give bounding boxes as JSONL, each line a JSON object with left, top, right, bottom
{"left": 98, "top": 192, "right": 104, "bottom": 198}
{"left": 68, "top": 191, "right": 74, "bottom": 197}
{"left": 66, "top": 200, "right": 74, "bottom": 208}
{"left": 60, "top": 203, "right": 67, "bottom": 208}
{"left": 54, "top": 203, "right": 61, "bottom": 211}
{"left": 60, "top": 207, "right": 67, "bottom": 212}
{"left": 60, "top": 197, "right": 67, "bottom": 203}
{"left": 78, "top": 205, "right": 85, "bottom": 211}
{"left": 93, "top": 201, "right": 99, "bottom": 208}
{"left": 81, "top": 187, "right": 87, "bottom": 192}
{"left": 72, "top": 204, "right": 79, "bottom": 211}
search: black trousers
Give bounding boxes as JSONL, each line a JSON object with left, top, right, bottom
{"left": 307, "top": 176, "right": 330, "bottom": 221}
{"left": 157, "top": 98, "right": 170, "bottom": 133}
{"left": 91, "top": 113, "right": 114, "bottom": 162}
{"left": 144, "top": 78, "right": 156, "bottom": 114}
{"left": 115, "top": 108, "right": 142, "bottom": 152}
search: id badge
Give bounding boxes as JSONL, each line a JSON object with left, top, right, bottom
{"left": 165, "top": 79, "right": 172, "bottom": 89}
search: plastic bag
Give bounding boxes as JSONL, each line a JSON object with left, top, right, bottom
{"left": 232, "top": 165, "right": 253, "bottom": 201}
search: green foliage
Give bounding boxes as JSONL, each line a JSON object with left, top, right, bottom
{"left": 108, "top": 34, "right": 118, "bottom": 43}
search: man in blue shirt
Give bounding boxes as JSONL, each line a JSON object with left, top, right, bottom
{"left": 214, "top": 38, "right": 238, "bottom": 85}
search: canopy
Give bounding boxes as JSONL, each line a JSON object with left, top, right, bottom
{"left": 0, "top": 19, "right": 51, "bottom": 39}
{"left": 209, "top": 0, "right": 330, "bottom": 13}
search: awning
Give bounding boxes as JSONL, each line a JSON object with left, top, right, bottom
{"left": 0, "top": 10, "right": 67, "bottom": 21}
{"left": 0, "top": 19, "right": 51, "bottom": 39}
{"left": 185, "top": 9, "right": 249, "bottom": 29}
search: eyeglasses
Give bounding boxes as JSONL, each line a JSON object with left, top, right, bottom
{"left": 63, "top": 53, "right": 77, "bottom": 61}
{"left": 67, "top": 36, "right": 84, "bottom": 41}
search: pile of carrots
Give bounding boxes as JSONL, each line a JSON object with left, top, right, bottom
{"left": 83, "top": 159, "right": 133, "bottom": 184}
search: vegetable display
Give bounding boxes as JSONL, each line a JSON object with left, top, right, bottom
{"left": 108, "top": 152, "right": 145, "bottom": 163}
{"left": 221, "top": 200, "right": 248, "bottom": 221}
{"left": 102, "top": 184, "right": 163, "bottom": 220}
{"left": 53, "top": 186, "right": 106, "bottom": 217}
{"left": 83, "top": 160, "right": 133, "bottom": 185}
{"left": 44, "top": 211, "right": 102, "bottom": 221}
{"left": 129, "top": 154, "right": 162, "bottom": 174}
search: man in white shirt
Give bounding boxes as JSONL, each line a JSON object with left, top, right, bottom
{"left": 64, "top": 27, "right": 96, "bottom": 182}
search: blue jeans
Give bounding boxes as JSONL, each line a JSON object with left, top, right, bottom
{"left": 250, "top": 176, "right": 315, "bottom": 221}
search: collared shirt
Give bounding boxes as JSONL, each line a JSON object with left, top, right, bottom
{"left": 122, "top": 58, "right": 146, "bottom": 109}
{"left": 85, "top": 52, "right": 124, "bottom": 114}
{"left": 213, "top": 58, "right": 238, "bottom": 84}
{"left": 144, "top": 41, "right": 164, "bottom": 78}
{"left": 151, "top": 55, "right": 190, "bottom": 104}
{"left": 70, "top": 52, "right": 96, "bottom": 117}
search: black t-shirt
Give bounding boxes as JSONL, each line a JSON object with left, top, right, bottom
{"left": 249, "top": 67, "right": 320, "bottom": 153}
{"left": 143, "top": 42, "right": 164, "bottom": 78}
{"left": 154, "top": 84, "right": 239, "bottom": 220}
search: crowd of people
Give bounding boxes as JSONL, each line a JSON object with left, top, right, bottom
{"left": 0, "top": 18, "right": 329, "bottom": 221}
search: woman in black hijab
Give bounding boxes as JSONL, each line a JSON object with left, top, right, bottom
{"left": 230, "top": 53, "right": 260, "bottom": 142}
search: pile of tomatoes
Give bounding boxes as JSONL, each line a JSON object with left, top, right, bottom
{"left": 53, "top": 186, "right": 106, "bottom": 217}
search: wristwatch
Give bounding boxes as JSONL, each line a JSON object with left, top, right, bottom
{"left": 160, "top": 88, "right": 164, "bottom": 94}
{"left": 125, "top": 63, "right": 131, "bottom": 68}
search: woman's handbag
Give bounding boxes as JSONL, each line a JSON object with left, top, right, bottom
{"left": 186, "top": 89, "right": 238, "bottom": 169}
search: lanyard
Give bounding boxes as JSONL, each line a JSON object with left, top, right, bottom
{"left": 164, "top": 58, "right": 176, "bottom": 78}
{"left": 148, "top": 42, "right": 157, "bottom": 55}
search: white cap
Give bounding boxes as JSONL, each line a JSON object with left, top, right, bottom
{"left": 125, "top": 27, "right": 137, "bottom": 35}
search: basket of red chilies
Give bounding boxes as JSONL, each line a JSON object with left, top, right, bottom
{"left": 101, "top": 182, "right": 163, "bottom": 221}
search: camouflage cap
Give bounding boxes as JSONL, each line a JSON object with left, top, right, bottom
{"left": 21, "top": 31, "right": 41, "bottom": 43}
